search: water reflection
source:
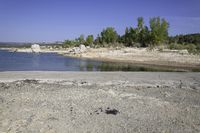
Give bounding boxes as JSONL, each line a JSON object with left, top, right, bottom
{"left": 86, "top": 64, "right": 94, "bottom": 71}
{"left": 84, "top": 62, "right": 188, "bottom": 72}
{"left": 31, "top": 53, "right": 40, "bottom": 68}
{"left": 78, "top": 60, "right": 100, "bottom": 71}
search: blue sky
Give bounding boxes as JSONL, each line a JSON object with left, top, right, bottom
{"left": 0, "top": 0, "right": 200, "bottom": 42}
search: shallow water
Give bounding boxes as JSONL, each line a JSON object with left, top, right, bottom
{"left": 0, "top": 50, "right": 102, "bottom": 71}
{"left": 0, "top": 50, "right": 196, "bottom": 71}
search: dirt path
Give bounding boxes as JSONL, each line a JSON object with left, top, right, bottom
{"left": 0, "top": 72, "right": 200, "bottom": 132}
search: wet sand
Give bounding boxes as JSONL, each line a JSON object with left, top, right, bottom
{"left": 0, "top": 72, "right": 200, "bottom": 132}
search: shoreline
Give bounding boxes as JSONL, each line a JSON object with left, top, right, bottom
{"left": 63, "top": 54, "right": 200, "bottom": 71}
{"left": 1, "top": 71, "right": 199, "bottom": 81}
{"left": 1, "top": 47, "right": 200, "bottom": 71}
{"left": 61, "top": 47, "right": 200, "bottom": 71}
{"left": 0, "top": 71, "right": 200, "bottom": 82}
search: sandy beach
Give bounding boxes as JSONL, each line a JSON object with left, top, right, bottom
{"left": 0, "top": 72, "right": 200, "bottom": 132}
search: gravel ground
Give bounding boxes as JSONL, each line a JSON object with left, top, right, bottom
{"left": 0, "top": 72, "right": 200, "bottom": 133}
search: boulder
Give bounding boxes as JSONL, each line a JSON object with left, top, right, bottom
{"left": 79, "top": 44, "right": 86, "bottom": 53}
{"left": 86, "top": 46, "right": 90, "bottom": 49}
{"left": 179, "top": 50, "right": 189, "bottom": 55}
{"left": 72, "top": 47, "right": 81, "bottom": 54}
{"left": 161, "top": 49, "right": 189, "bottom": 55}
{"left": 31, "top": 44, "right": 41, "bottom": 53}
{"left": 68, "top": 44, "right": 87, "bottom": 54}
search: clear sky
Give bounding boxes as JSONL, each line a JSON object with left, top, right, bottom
{"left": 0, "top": 0, "right": 200, "bottom": 42}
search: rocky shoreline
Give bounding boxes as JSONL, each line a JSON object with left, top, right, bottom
{"left": 1, "top": 46, "right": 200, "bottom": 70}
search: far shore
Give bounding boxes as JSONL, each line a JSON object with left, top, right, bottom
{"left": 1, "top": 47, "right": 200, "bottom": 71}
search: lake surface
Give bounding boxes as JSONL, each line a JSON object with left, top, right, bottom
{"left": 0, "top": 50, "right": 195, "bottom": 71}
{"left": 0, "top": 50, "right": 102, "bottom": 71}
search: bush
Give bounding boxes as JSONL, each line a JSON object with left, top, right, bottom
{"left": 185, "top": 44, "right": 197, "bottom": 54}
{"left": 63, "top": 39, "right": 79, "bottom": 48}
{"left": 168, "top": 43, "right": 200, "bottom": 54}
{"left": 85, "top": 35, "right": 94, "bottom": 46}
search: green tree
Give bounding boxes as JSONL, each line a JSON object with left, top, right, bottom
{"left": 101, "top": 27, "right": 118, "bottom": 44}
{"left": 78, "top": 34, "right": 85, "bottom": 44}
{"left": 63, "top": 39, "right": 79, "bottom": 47}
{"left": 124, "top": 27, "right": 137, "bottom": 47}
{"left": 85, "top": 35, "right": 94, "bottom": 46}
{"left": 160, "top": 18, "right": 169, "bottom": 41}
{"left": 149, "top": 17, "right": 169, "bottom": 46}
{"left": 138, "top": 26, "right": 151, "bottom": 47}
{"left": 136, "top": 17, "right": 151, "bottom": 47}
{"left": 124, "top": 27, "right": 129, "bottom": 45}
{"left": 94, "top": 34, "right": 102, "bottom": 46}
{"left": 137, "top": 17, "right": 144, "bottom": 32}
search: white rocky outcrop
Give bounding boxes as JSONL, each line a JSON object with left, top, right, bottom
{"left": 79, "top": 44, "right": 86, "bottom": 53}
{"left": 178, "top": 50, "right": 189, "bottom": 55}
{"left": 31, "top": 44, "right": 41, "bottom": 53}
{"left": 68, "top": 44, "right": 88, "bottom": 54}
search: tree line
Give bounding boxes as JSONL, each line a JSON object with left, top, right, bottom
{"left": 63, "top": 17, "right": 169, "bottom": 48}
{"left": 62, "top": 16, "right": 200, "bottom": 54}
{"left": 169, "top": 33, "right": 200, "bottom": 45}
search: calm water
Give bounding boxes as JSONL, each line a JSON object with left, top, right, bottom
{"left": 0, "top": 50, "right": 196, "bottom": 71}
{"left": 0, "top": 50, "right": 102, "bottom": 71}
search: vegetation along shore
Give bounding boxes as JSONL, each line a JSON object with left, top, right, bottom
{"left": 1, "top": 17, "right": 200, "bottom": 70}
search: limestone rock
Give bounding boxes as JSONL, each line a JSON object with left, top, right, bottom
{"left": 72, "top": 47, "right": 81, "bottom": 54}
{"left": 179, "top": 50, "right": 189, "bottom": 55}
{"left": 68, "top": 44, "right": 87, "bottom": 54}
{"left": 79, "top": 44, "right": 86, "bottom": 53}
{"left": 86, "top": 46, "right": 90, "bottom": 49}
{"left": 31, "top": 44, "right": 41, "bottom": 53}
